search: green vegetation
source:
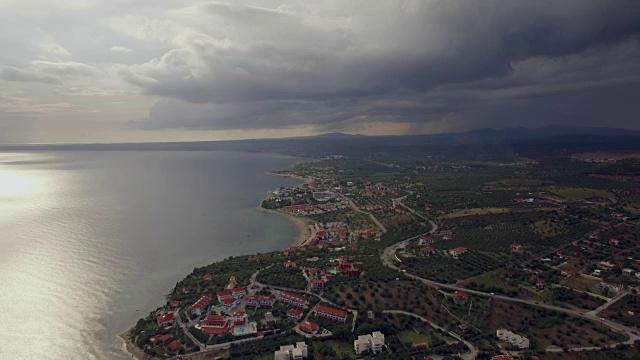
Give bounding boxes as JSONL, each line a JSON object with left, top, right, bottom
{"left": 256, "top": 263, "right": 307, "bottom": 290}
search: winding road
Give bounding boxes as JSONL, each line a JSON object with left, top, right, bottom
{"left": 380, "top": 213, "right": 640, "bottom": 355}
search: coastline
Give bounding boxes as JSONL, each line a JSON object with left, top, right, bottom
{"left": 257, "top": 204, "right": 314, "bottom": 246}
{"left": 119, "top": 326, "right": 147, "bottom": 360}
{"left": 120, "top": 170, "right": 313, "bottom": 359}
{"left": 266, "top": 171, "right": 313, "bottom": 185}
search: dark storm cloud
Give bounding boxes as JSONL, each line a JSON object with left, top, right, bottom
{"left": 115, "top": 0, "right": 640, "bottom": 132}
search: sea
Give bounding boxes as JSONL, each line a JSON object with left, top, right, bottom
{"left": 0, "top": 151, "right": 303, "bottom": 360}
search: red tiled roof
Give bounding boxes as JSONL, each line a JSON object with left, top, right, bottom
{"left": 315, "top": 305, "right": 348, "bottom": 318}
{"left": 279, "top": 291, "right": 308, "bottom": 303}
{"left": 191, "top": 295, "right": 213, "bottom": 309}
{"left": 454, "top": 291, "right": 468, "bottom": 299}
{"left": 150, "top": 334, "right": 172, "bottom": 343}
{"left": 217, "top": 290, "right": 232, "bottom": 297}
{"left": 490, "top": 356, "right": 512, "bottom": 360}
{"left": 299, "top": 320, "right": 319, "bottom": 333}
{"left": 288, "top": 309, "right": 303, "bottom": 317}
{"left": 157, "top": 312, "right": 175, "bottom": 324}
{"left": 232, "top": 311, "right": 245, "bottom": 317}
{"left": 201, "top": 327, "right": 228, "bottom": 335}
{"left": 231, "top": 287, "right": 246, "bottom": 294}
{"left": 166, "top": 340, "right": 182, "bottom": 351}
{"left": 168, "top": 301, "right": 180, "bottom": 308}
{"left": 312, "top": 279, "right": 325, "bottom": 284}
{"left": 221, "top": 297, "right": 236, "bottom": 304}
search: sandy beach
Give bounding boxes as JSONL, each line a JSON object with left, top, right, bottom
{"left": 119, "top": 327, "right": 148, "bottom": 360}
{"left": 266, "top": 171, "right": 314, "bottom": 185}
{"left": 257, "top": 205, "right": 314, "bottom": 246}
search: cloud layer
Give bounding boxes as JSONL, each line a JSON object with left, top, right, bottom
{"left": 1, "top": 0, "right": 640, "bottom": 142}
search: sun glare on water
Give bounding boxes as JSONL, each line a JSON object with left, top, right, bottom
{"left": 0, "top": 169, "right": 41, "bottom": 197}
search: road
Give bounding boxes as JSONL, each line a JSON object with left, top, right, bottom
{"left": 338, "top": 193, "right": 388, "bottom": 233}
{"left": 587, "top": 290, "right": 630, "bottom": 316}
{"left": 382, "top": 310, "right": 478, "bottom": 360}
{"left": 380, "top": 216, "right": 640, "bottom": 352}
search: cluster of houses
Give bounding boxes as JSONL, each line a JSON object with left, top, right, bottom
{"left": 306, "top": 222, "right": 349, "bottom": 246}
{"left": 148, "top": 332, "right": 183, "bottom": 353}
{"left": 280, "top": 200, "right": 349, "bottom": 217}
{"left": 496, "top": 329, "right": 530, "bottom": 349}
{"left": 215, "top": 287, "right": 248, "bottom": 311}
{"left": 413, "top": 234, "right": 468, "bottom": 258}
{"left": 197, "top": 311, "right": 257, "bottom": 337}
{"left": 275, "top": 290, "right": 349, "bottom": 336}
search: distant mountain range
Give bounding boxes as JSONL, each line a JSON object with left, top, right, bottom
{"left": 1, "top": 125, "right": 640, "bottom": 152}
{"left": 308, "top": 125, "right": 640, "bottom": 142}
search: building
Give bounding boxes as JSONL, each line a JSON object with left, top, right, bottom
{"left": 354, "top": 331, "right": 385, "bottom": 355}
{"left": 418, "top": 236, "right": 434, "bottom": 245}
{"left": 314, "top": 305, "right": 348, "bottom": 323}
{"left": 511, "top": 243, "right": 522, "bottom": 251}
{"left": 230, "top": 287, "right": 247, "bottom": 299}
{"left": 490, "top": 356, "right": 513, "bottom": 360}
{"left": 312, "top": 191, "right": 336, "bottom": 202}
{"left": 203, "top": 274, "right": 216, "bottom": 280}
{"left": 496, "top": 329, "right": 530, "bottom": 349}
{"left": 165, "top": 340, "right": 182, "bottom": 352}
{"left": 149, "top": 334, "right": 173, "bottom": 345}
{"left": 449, "top": 247, "right": 467, "bottom": 257}
{"left": 623, "top": 268, "right": 634, "bottom": 276}
{"left": 284, "top": 260, "right": 297, "bottom": 267}
{"left": 197, "top": 315, "right": 230, "bottom": 335}
{"left": 420, "top": 247, "right": 436, "bottom": 256}
{"left": 245, "top": 295, "right": 276, "bottom": 308}
{"left": 191, "top": 295, "right": 213, "bottom": 316}
{"left": 452, "top": 291, "right": 469, "bottom": 304}
{"left": 299, "top": 320, "right": 319, "bottom": 334}
{"left": 561, "top": 269, "right": 574, "bottom": 277}
{"left": 231, "top": 311, "right": 249, "bottom": 326}
{"left": 217, "top": 290, "right": 233, "bottom": 302}
{"left": 220, "top": 297, "right": 238, "bottom": 310}
{"left": 287, "top": 308, "right": 304, "bottom": 322}
{"left": 311, "top": 279, "right": 325, "bottom": 291}
{"left": 531, "top": 275, "right": 546, "bottom": 288}
{"left": 274, "top": 342, "right": 308, "bottom": 360}
{"left": 156, "top": 312, "right": 175, "bottom": 327}
{"left": 278, "top": 291, "right": 309, "bottom": 308}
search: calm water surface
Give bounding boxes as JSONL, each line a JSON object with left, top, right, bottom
{"left": 0, "top": 151, "right": 302, "bottom": 359}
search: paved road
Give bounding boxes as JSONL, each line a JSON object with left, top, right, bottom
{"left": 587, "top": 290, "right": 630, "bottom": 316}
{"left": 382, "top": 310, "right": 478, "bottom": 360}
{"left": 338, "top": 192, "right": 388, "bottom": 233}
{"left": 176, "top": 312, "right": 205, "bottom": 351}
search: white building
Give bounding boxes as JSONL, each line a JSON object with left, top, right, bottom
{"left": 354, "top": 331, "right": 385, "bottom": 355}
{"left": 274, "top": 342, "right": 308, "bottom": 360}
{"left": 496, "top": 329, "right": 530, "bottom": 349}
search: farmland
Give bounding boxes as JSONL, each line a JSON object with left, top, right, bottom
{"left": 549, "top": 186, "right": 617, "bottom": 202}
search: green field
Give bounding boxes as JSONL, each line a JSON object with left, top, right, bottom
{"left": 398, "top": 329, "right": 432, "bottom": 345}
{"left": 549, "top": 186, "right": 616, "bottom": 202}
{"left": 325, "top": 340, "right": 356, "bottom": 359}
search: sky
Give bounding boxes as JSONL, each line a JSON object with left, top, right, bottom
{"left": 1, "top": 0, "right": 640, "bottom": 144}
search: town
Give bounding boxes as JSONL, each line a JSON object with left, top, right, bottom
{"left": 123, "top": 148, "right": 640, "bottom": 360}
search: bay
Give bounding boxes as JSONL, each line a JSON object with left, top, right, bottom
{"left": 0, "top": 151, "right": 302, "bottom": 360}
